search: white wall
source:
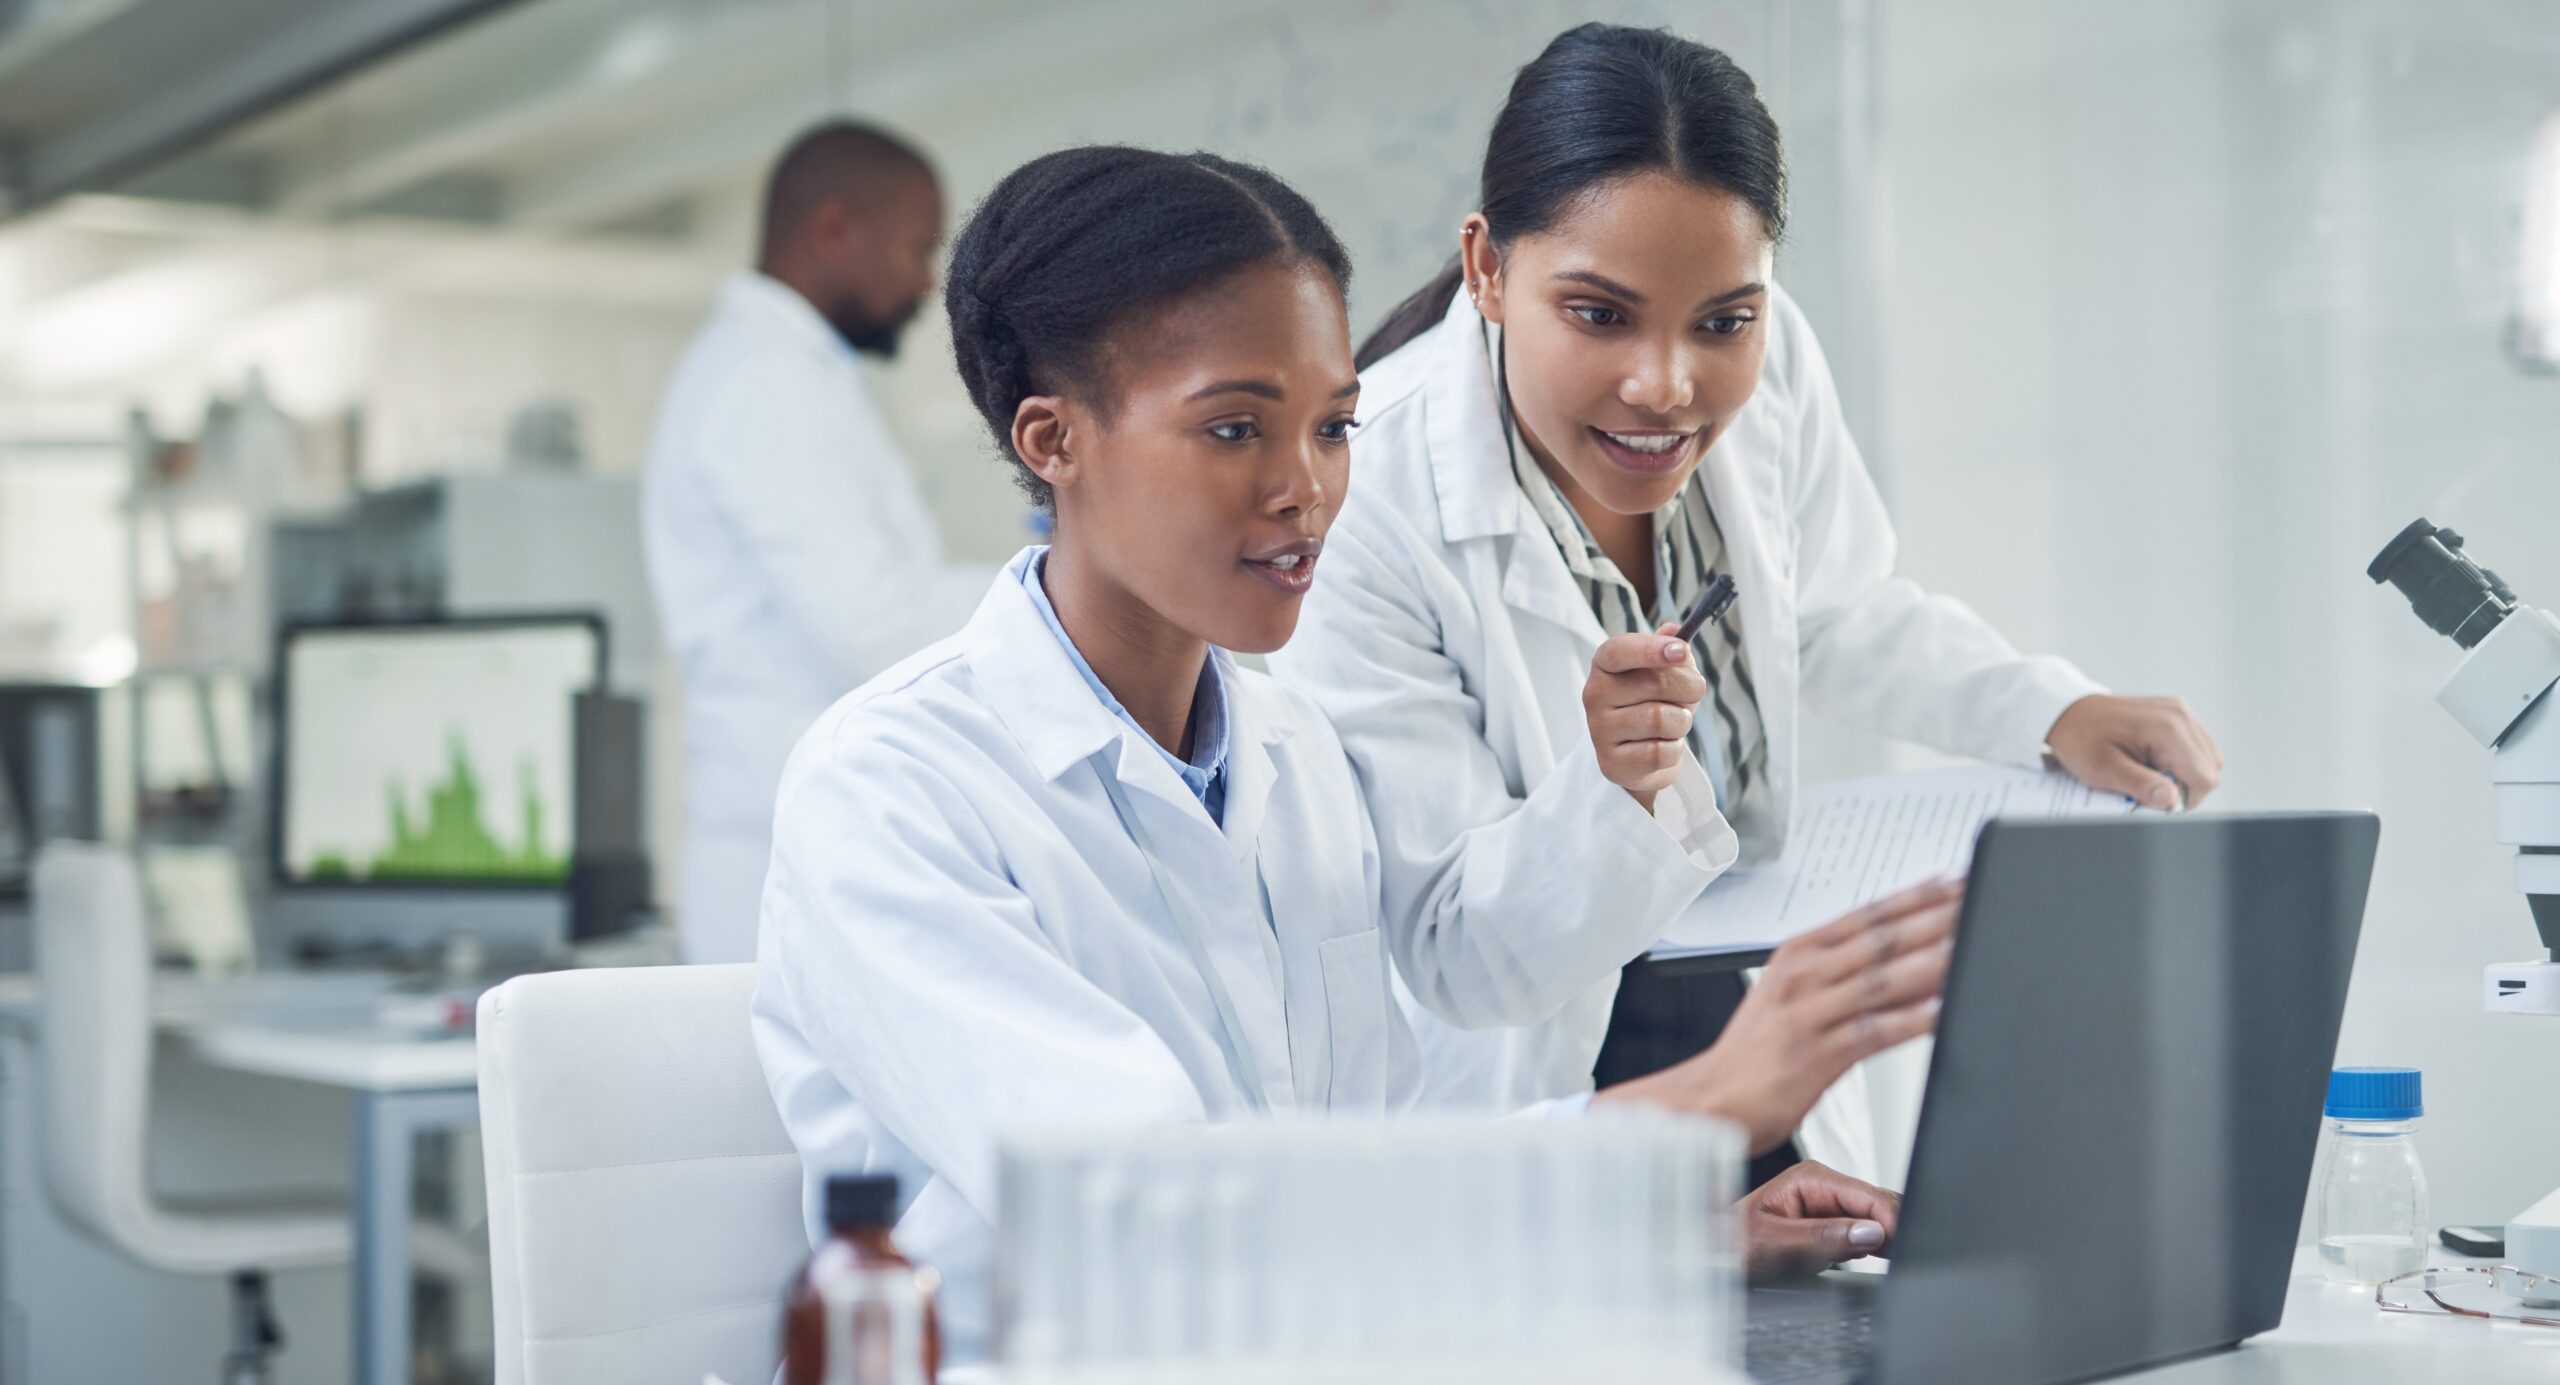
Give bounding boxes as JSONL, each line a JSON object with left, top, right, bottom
{"left": 1857, "top": 0, "right": 2560, "bottom": 1225}
{"left": 799, "top": 0, "right": 1852, "bottom": 564}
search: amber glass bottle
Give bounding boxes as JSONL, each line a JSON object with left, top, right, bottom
{"left": 782, "top": 1174, "right": 940, "bottom": 1384}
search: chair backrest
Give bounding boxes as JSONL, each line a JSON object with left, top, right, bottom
{"left": 30, "top": 842, "right": 157, "bottom": 1259}
{"left": 477, "top": 963, "right": 807, "bottom": 1385}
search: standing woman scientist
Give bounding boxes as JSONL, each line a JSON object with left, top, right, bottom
{"left": 755, "top": 144, "right": 1962, "bottom": 1366}
{"left": 1269, "top": 23, "right": 2225, "bottom": 1184}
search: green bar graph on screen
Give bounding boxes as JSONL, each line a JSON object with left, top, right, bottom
{"left": 306, "top": 733, "right": 566, "bottom": 883}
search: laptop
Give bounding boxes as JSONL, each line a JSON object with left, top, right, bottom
{"left": 1746, "top": 811, "right": 2382, "bottom": 1385}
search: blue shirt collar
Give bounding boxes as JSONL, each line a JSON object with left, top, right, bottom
{"left": 1021, "top": 547, "right": 1231, "bottom": 821}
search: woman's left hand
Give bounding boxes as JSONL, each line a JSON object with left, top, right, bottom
{"left": 1741, "top": 1161, "right": 1901, "bottom": 1281}
{"left": 2046, "top": 694, "right": 2223, "bottom": 811}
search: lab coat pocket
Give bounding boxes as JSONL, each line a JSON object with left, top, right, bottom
{"left": 1316, "top": 929, "right": 1392, "bottom": 1113}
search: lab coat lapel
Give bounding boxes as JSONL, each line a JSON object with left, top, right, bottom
{"left": 1496, "top": 518, "right": 1611, "bottom": 648}
{"left": 1417, "top": 293, "right": 1611, "bottom": 652}
{"left": 1212, "top": 690, "right": 1298, "bottom": 1109}
{"left": 1222, "top": 689, "right": 1346, "bottom": 1113}
{"left": 1104, "top": 681, "right": 1298, "bottom": 1113}
{"left": 1218, "top": 687, "right": 1281, "bottom": 871}
{"left": 1696, "top": 430, "right": 1799, "bottom": 832}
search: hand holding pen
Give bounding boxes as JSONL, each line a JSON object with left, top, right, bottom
{"left": 1582, "top": 573, "right": 1740, "bottom": 810}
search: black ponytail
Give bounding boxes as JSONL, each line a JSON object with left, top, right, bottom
{"left": 944, "top": 146, "right": 1353, "bottom": 509}
{"left": 1355, "top": 23, "right": 1787, "bottom": 370}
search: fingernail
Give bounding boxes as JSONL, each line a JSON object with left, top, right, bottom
{"left": 1848, "top": 1221, "right": 1885, "bottom": 1249}
{"left": 1662, "top": 639, "right": 1688, "bottom": 662}
{"left": 2152, "top": 786, "right": 2181, "bottom": 811}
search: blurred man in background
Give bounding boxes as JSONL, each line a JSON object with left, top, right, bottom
{"left": 645, "top": 121, "right": 991, "bottom": 963}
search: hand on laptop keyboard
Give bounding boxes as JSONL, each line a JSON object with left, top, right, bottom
{"left": 1742, "top": 1161, "right": 1900, "bottom": 1281}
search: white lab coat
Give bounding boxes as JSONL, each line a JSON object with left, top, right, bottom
{"left": 643, "top": 272, "right": 992, "bottom": 962}
{"left": 752, "top": 550, "right": 1726, "bottom": 1363}
{"left": 1269, "top": 287, "right": 2102, "bottom": 1183}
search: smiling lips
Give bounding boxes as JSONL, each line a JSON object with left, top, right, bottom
{"left": 1591, "top": 426, "right": 1700, "bottom": 476}
{"left": 1243, "top": 537, "right": 1321, "bottom": 594}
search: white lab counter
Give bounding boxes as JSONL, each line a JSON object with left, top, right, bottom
{"left": 2108, "top": 1245, "right": 2553, "bottom": 1382}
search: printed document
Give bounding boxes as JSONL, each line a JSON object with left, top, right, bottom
{"left": 1651, "top": 764, "right": 2141, "bottom": 959}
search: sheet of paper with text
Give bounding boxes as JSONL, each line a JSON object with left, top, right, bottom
{"left": 1650, "top": 764, "right": 2141, "bottom": 960}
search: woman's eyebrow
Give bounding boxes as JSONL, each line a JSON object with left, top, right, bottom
{"left": 1186, "top": 378, "right": 1286, "bottom": 402}
{"left": 1552, "top": 269, "right": 1645, "bottom": 302}
{"left": 1548, "top": 270, "right": 1768, "bottom": 312}
{"left": 1185, "top": 379, "right": 1365, "bottom": 403}
{"left": 1694, "top": 281, "right": 1767, "bottom": 310}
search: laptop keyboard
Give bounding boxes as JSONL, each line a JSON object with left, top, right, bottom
{"left": 1745, "top": 1308, "right": 1876, "bottom": 1383}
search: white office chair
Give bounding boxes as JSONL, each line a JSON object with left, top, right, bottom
{"left": 476, "top": 964, "right": 807, "bottom": 1385}
{"left": 31, "top": 842, "right": 350, "bottom": 1384}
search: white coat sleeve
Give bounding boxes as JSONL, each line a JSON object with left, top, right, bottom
{"left": 697, "top": 355, "right": 994, "bottom": 691}
{"left": 1776, "top": 292, "right": 2104, "bottom": 767}
{"left": 762, "top": 728, "right": 1206, "bottom": 1219}
{"left": 1274, "top": 511, "right": 1733, "bottom": 1032}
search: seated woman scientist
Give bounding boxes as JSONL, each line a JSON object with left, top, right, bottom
{"left": 751, "top": 143, "right": 1960, "bottom": 1366}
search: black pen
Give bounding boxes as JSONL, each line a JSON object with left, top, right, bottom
{"left": 1674, "top": 573, "right": 1740, "bottom": 643}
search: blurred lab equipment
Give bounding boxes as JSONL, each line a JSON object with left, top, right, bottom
{"left": 0, "top": 682, "right": 102, "bottom": 880}
{"left": 2512, "top": 111, "right": 2560, "bottom": 370}
{"left": 0, "top": 681, "right": 105, "bottom": 968}
{"left": 503, "top": 398, "right": 588, "bottom": 473}
{"left": 140, "top": 844, "right": 255, "bottom": 976}
{"left": 0, "top": 749, "right": 20, "bottom": 882}
{"left": 32, "top": 843, "right": 349, "bottom": 1385}
{"left": 267, "top": 615, "right": 649, "bottom": 962}
{"left": 783, "top": 1175, "right": 938, "bottom": 1385}
{"left": 994, "top": 1113, "right": 1744, "bottom": 1385}
{"left": 123, "top": 376, "right": 347, "bottom": 859}
{"left": 270, "top": 471, "right": 657, "bottom": 695}
{"left": 2367, "top": 519, "right": 2560, "bottom": 1288}
{"left": 2317, "top": 1067, "right": 2431, "bottom": 1285}
{"left": 475, "top": 964, "right": 807, "bottom": 1385}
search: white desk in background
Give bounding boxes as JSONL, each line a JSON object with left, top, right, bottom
{"left": 0, "top": 968, "right": 482, "bottom": 1385}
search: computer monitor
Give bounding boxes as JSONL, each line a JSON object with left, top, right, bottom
{"left": 269, "top": 614, "right": 638, "bottom": 957}
{"left": 0, "top": 746, "right": 22, "bottom": 883}
{"left": 0, "top": 683, "right": 103, "bottom": 901}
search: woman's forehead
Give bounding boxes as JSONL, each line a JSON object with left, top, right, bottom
{"left": 1099, "top": 262, "right": 1355, "bottom": 407}
{"left": 1518, "top": 173, "right": 1772, "bottom": 299}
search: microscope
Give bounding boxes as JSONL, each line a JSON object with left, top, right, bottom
{"left": 2368, "top": 518, "right": 2560, "bottom": 1286}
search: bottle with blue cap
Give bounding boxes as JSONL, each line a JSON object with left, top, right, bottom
{"left": 2316, "top": 1066, "right": 2431, "bottom": 1285}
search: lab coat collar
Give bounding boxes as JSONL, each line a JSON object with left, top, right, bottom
{"left": 719, "top": 270, "right": 860, "bottom": 365}
{"left": 966, "top": 550, "right": 1294, "bottom": 810}
{"left": 1421, "top": 289, "right": 1528, "bottom": 546}
{"left": 1411, "top": 292, "right": 1608, "bottom": 644}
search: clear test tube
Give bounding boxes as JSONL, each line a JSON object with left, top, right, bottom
{"left": 1200, "top": 1152, "right": 1256, "bottom": 1361}
{"left": 1072, "top": 1159, "right": 1133, "bottom": 1363}
{"left": 995, "top": 1144, "right": 1072, "bottom": 1369}
{"left": 1423, "top": 1131, "right": 1476, "bottom": 1356}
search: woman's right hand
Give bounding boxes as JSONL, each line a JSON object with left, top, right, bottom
{"left": 1593, "top": 876, "right": 1962, "bottom": 1153}
{"left": 1583, "top": 623, "right": 1709, "bottom": 811}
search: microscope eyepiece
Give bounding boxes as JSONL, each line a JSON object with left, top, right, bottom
{"left": 2368, "top": 518, "right": 2517, "bottom": 650}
